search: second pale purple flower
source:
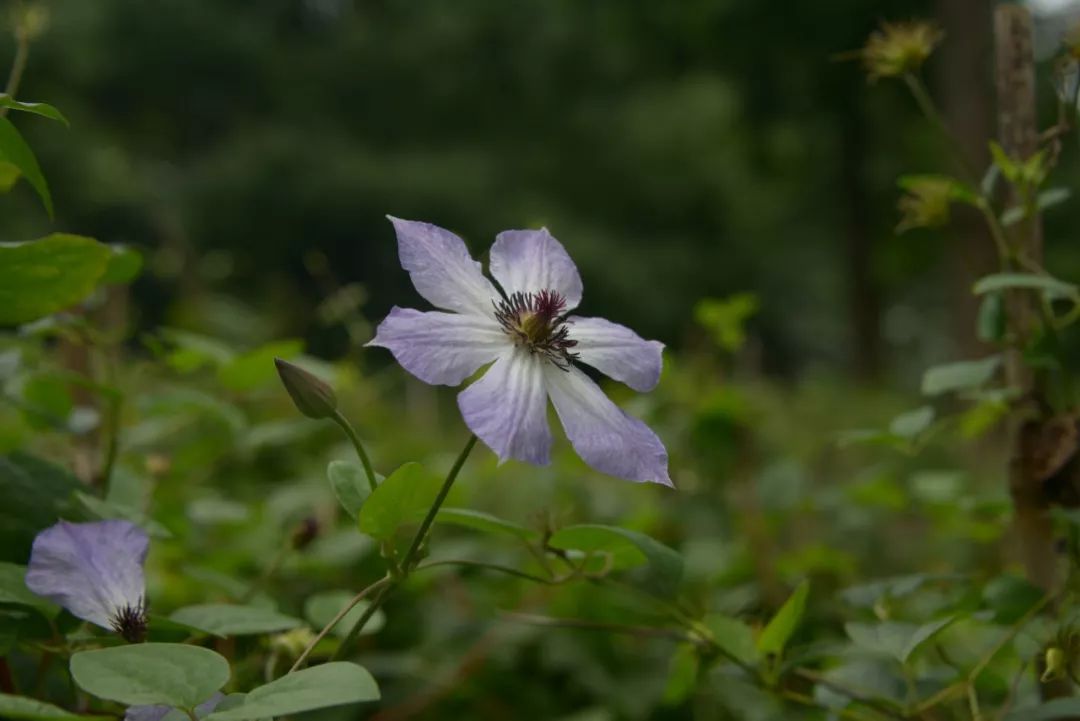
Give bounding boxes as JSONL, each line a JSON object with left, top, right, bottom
{"left": 368, "top": 217, "right": 671, "bottom": 486}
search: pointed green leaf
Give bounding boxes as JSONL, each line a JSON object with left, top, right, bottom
{"left": 757, "top": 580, "right": 809, "bottom": 657}
{"left": 327, "top": 460, "right": 372, "bottom": 519}
{"left": 170, "top": 604, "right": 303, "bottom": 637}
{"left": 205, "top": 662, "right": 379, "bottom": 720}
{"left": 888, "top": 406, "right": 935, "bottom": 439}
{"left": 0, "top": 115, "right": 51, "bottom": 215}
{"left": 431, "top": 507, "right": 539, "bottom": 541}
{"left": 921, "top": 356, "right": 1002, "bottom": 396}
{"left": 703, "top": 613, "right": 758, "bottom": 666}
{"left": 973, "top": 273, "right": 1077, "bottom": 298}
{"left": 845, "top": 616, "right": 956, "bottom": 664}
{"left": 0, "top": 95, "right": 68, "bottom": 125}
{"left": 70, "top": 643, "right": 230, "bottom": 707}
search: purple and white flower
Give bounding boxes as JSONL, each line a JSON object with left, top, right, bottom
{"left": 368, "top": 217, "right": 671, "bottom": 486}
{"left": 25, "top": 519, "right": 149, "bottom": 642}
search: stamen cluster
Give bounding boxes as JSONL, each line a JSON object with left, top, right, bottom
{"left": 494, "top": 290, "right": 579, "bottom": 370}
{"left": 110, "top": 599, "right": 148, "bottom": 643}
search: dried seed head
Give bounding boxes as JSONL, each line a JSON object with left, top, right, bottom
{"left": 860, "top": 21, "right": 943, "bottom": 82}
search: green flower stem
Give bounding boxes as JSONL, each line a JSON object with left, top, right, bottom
{"left": 1, "top": 14, "right": 30, "bottom": 114}
{"left": 329, "top": 434, "right": 478, "bottom": 661}
{"left": 289, "top": 574, "right": 393, "bottom": 672}
{"left": 903, "top": 72, "right": 978, "bottom": 183}
{"left": 331, "top": 409, "right": 378, "bottom": 493}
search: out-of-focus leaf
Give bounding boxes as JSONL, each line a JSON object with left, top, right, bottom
{"left": 0, "top": 95, "right": 69, "bottom": 125}
{"left": 74, "top": 491, "right": 171, "bottom": 539}
{"left": 0, "top": 161, "right": 19, "bottom": 192}
{"left": 662, "top": 644, "right": 698, "bottom": 705}
{"left": 888, "top": 406, "right": 934, "bottom": 439}
{"left": 0, "top": 693, "right": 108, "bottom": 721}
{"left": 157, "top": 329, "right": 236, "bottom": 373}
{"left": 973, "top": 273, "right": 1077, "bottom": 299}
{"left": 757, "top": 579, "right": 808, "bottom": 658}
{"left": 703, "top": 613, "right": 758, "bottom": 666}
{"left": 303, "top": 590, "right": 386, "bottom": 638}
{"left": 922, "top": 356, "right": 1002, "bottom": 396}
{"left": 845, "top": 616, "right": 956, "bottom": 664}
{"left": 328, "top": 460, "right": 372, "bottom": 519}
{"left": 218, "top": 340, "right": 304, "bottom": 392}
{"left": 101, "top": 245, "right": 143, "bottom": 285}
{"left": 983, "top": 574, "right": 1044, "bottom": 624}
{"left": 1004, "top": 698, "right": 1080, "bottom": 720}
{"left": 547, "top": 524, "right": 683, "bottom": 596}
{"left": 70, "top": 643, "right": 230, "bottom": 707}
{"left": 204, "top": 662, "right": 379, "bottom": 720}
{"left": 0, "top": 452, "right": 85, "bottom": 563}
{"left": 432, "top": 507, "right": 539, "bottom": 541}
{"left": 0, "top": 115, "right": 51, "bottom": 215}
{"left": 0, "top": 234, "right": 112, "bottom": 325}
{"left": 170, "top": 604, "right": 303, "bottom": 637}
{"left": 977, "top": 292, "right": 1007, "bottom": 343}
{"left": 0, "top": 562, "right": 56, "bottom": 617}
{"left": 358, "top": 462, "right": 440, "bottom": 541}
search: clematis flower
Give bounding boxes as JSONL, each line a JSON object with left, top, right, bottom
{"left": 26, "top": 519, "right": 149, "bottom": 642}
{"left": 367, "top": 217, "right": 671, "bottom": 486}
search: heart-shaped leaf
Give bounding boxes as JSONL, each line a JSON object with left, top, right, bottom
{"left": 205, "top": 662, "right": 378, "bottom": 720}
{"left": 70, "top": 643, "right": 230, "bottom": 708}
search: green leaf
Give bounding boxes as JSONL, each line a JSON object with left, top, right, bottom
{"left": 921, "top": 356, "right": 1002, "bottom": 396}
{"left": 70, "top": 643, "right": 230, "bottom": 707}
{"left": 432, "top": 507, "right": 539, "bottom": 541}
{"left": 205, "top": 662, "right": 379, "bottom": 720}
{"left": 989, "top": 141, "right": 1019, "bottom": 183}
{"left": 327, "top": 460, "right": 372, "bottom": 520}
{"left": 897, "top": 174, "right": 978, "bottom": 204}
{"left": 218, "top": 340, "right": 304, "bottom": 392}
{"left": 702, "top": 613, "right": 758, "bottom": 666}
{"left": 0, "top": 95, "right": 69, "bottom": 125}
{"left": 101, "top": 245, "right": 144, "bottom": 285}
{"left": 0, "top": 161, "right": 19, "bottom": 192}
{"left": 0, "top": 693, "right": 109, "bottom": 721}
{"left": 0, "top": 235, "right": 112, "bottom": 326}
{"left": 0, "top": 452, "right": 85, "bottom": 563}
{"left": 757, "top": 579, "right": 809, "bottom": 658}
{"left": 74, "top": 492, "right": 171, "bottom": 539}
{"left": 303, "top": 590, "right": 386, "bottom": 638}
{"left": 888, "top": 406, "right": 934, "bottom": 439}
{"left": 663, "top": 644, "right": 699, "bottom": 705}
{"left": 845, "top": 616, "right": 956, "bottom": 664}
{"left": 973, "top": 273, "right": 1077, "bottom": 299}
{"left": 169, "top": 604, "right": 304, "bottom": 637}
{"left": 1006, "top": 699, "right": 1080, "bottom": 720}
{"left": 977, "top": 293, "right": 1006, "bottom": 343}
{"left": 0, "top": 562, "right": 56, "bottom": 616}
{"left": 358, "top": 462, "right": 441, "bottom": 541}
{"left": 0, "top": 115, "right": 51, "bottom": 215}
{"left": 547, "top": 524, "right": 683, "bottom": 596}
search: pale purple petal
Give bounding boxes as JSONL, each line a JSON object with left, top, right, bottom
{"left": 489, "top": 228, "right": 583, "bottom": 310}
{"left": 567, "top": 316, "right": 664, "bottom": 392}
{"left": 458, "top": 349, "right": 552, "bottom": 465}
{"left": 366, "top": 306, "right": 511, "bottom": 386}
{"left": 543, "top": 365, "right": 671, "bottom": 486}
{"left": 126, "top": 693, "right": 223, "bottom": 721}
{"left": 25, "top": 520, "right": 148, "bottom": 629}
{"left": 388, "top": 216, "right": 499, "bottom": 317}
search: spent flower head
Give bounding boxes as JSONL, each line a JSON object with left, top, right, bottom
{"left": 859, "top": 21, "right": 943, "bottom": 82}
{"left": 367, "top": 217, "right": 671, "bottom": 486}
{"left": 26, "top": 519, "right": 149, "bottom": 642}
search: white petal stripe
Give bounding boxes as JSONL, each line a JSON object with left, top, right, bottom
{"left": 367, "top": 307, "right": 510, "bottom": 386}
{"left": 567, "top": 316, "right": 664, "bottom": 392}
{"left": 489, "top": 228, "right": 583, "bottom": 310}
{"left": 458, "top": 349, "right": 552, "bottom": 465}
{"left": 543, "top": 364, "right": 671, "bottom": 486}
{"left": 388, "top": 216, "right": 499, "bottom": 317}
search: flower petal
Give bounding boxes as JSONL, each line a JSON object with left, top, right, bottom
{"left": 489, "top": 228, "right": 583, "bottom": 310}
{"left": 458, "top": 349, "right": 552, "bottom": 465}
{"left": 388, "top": 216, "right": 499, "bottom": 316}
{"left": 568, "top": 316, "right": 664, "bottom": 392}
{"left": 543, "top": 365, "right": 671, "bottom": 486}
{"left": 25, "top": 520, "right": 148, "bottom": 629}
{"left": 367, "top": 306, "right": 509, "bottom": 386}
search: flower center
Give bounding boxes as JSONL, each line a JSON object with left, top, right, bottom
{"left": 494, "top": 290, "right": 579, "bottom": 370}
{"left": 110, "top": 598, "right": 148, "bottom": 643}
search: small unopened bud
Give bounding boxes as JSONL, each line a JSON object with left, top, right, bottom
{"left": 859, "top": 21, "right": 943, "bottom": 82}
{"left": 271, "top": 627, "right": 316, "bottom": 658}
{"left": 274, "top": 358, "right": 337, "bottom": 420}
{"left": 896, "top": 177, "right": 954, "bottom": 233}
{"left": 1042, "top": 647, "right": 1068, "bottom": 683}
{"left": 291, "top": 516, "right": 320, "bottom": 550}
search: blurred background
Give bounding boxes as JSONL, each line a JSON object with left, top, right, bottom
{"left": 8, "top": 0, "right": 1080, "bottom": 381}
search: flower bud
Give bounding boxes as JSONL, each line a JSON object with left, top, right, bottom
{"left": 1042, "top": 646, "right": 1068, "bottom": 683}
{"left": 859, "top": 21, "right": 943, "bottom": 82}
{"left": 290, "top": 516, "right": 320, "bottom": 550}
{"left": 896, "top": 177, "right": 954, "bottom": 233}
{"left": 274, "top": 358, "right": 338, "bottom": 420}
{"left": 271, "top": 627, "right": 316, "bottom": 658}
